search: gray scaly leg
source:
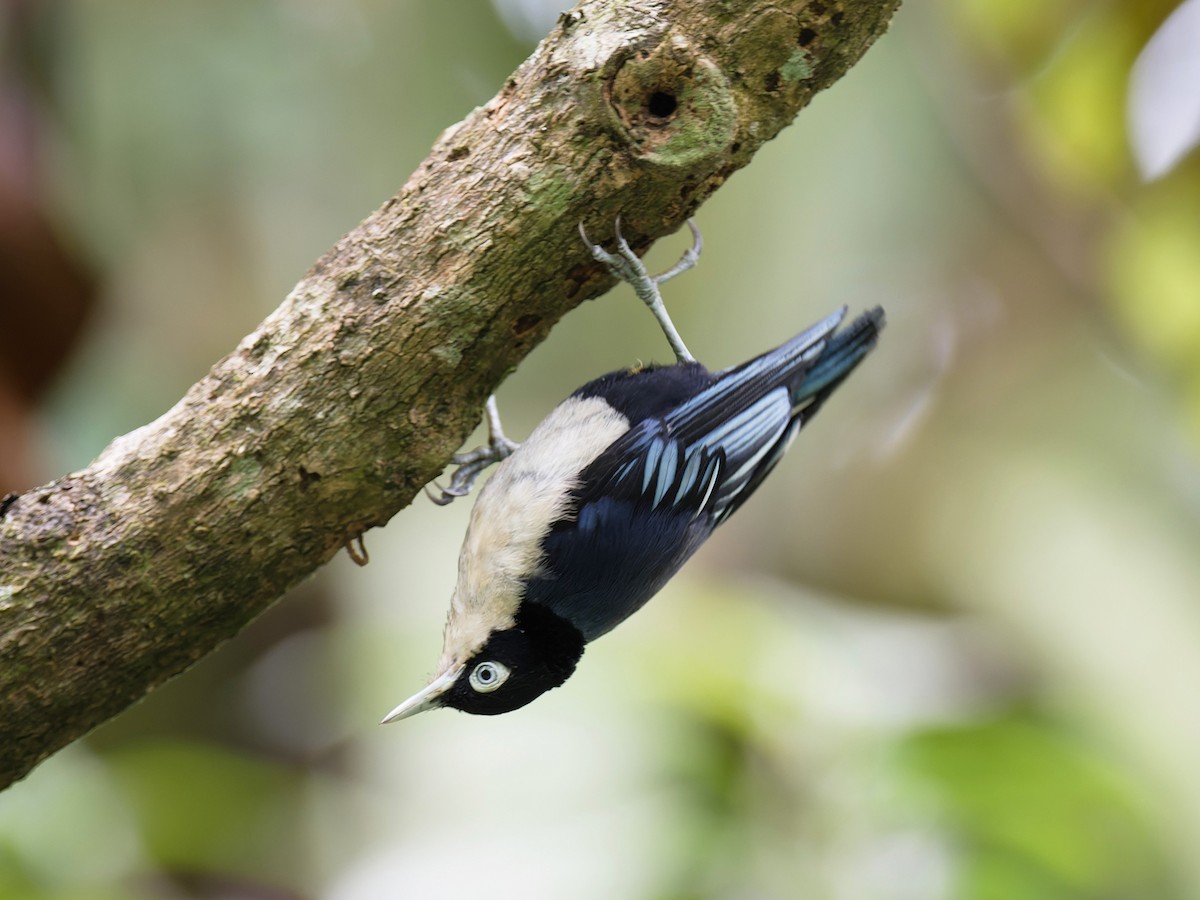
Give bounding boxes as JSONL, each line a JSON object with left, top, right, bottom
{"left": 426, "top": 395, "right": 518, "bottom": 505}
{"left": 578, "top": 216, "right": 701, "bottom": 364}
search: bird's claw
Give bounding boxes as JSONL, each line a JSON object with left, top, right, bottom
{"left": 652, "top": 219, "right": 703, "bottom": 286}
{"left": 426, "top": 396, "right": 519, "bottom": 506}
{"left": 579, "top": 216, "right": 699, "bottom": 364}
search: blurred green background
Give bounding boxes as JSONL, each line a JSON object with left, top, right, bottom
{"left": 3, "top": 0, "right": 1200, "bottom": 897}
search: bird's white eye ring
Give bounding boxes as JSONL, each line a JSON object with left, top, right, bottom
{"left": 469, "top": 661, "right": 510, "bottom": 693}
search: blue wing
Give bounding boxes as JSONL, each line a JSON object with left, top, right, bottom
{"left": 524, "top": 306, "right": 884, "bottom": 640}
{"left": 592, "top": 305, "right": 882, "bottom": 523}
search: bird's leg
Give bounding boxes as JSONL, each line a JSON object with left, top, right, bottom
{"left": 579, "top": 217, "right": 700, "bottom": 364}
{"left": 426, "top": 395, "right": 519, "bottom": 506}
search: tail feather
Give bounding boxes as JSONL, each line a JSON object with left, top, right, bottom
{"left": 791, "top": 306, "right": 885, "bottom": 408}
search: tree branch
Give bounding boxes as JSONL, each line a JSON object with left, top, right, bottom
{"left": 0, "top": 0, "right": 901, "bottom": 789}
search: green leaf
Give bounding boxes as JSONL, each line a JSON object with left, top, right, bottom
{"left": 105, "top": 741, "right": 304, "bottom": 886}
{"left": 898, "top": 714, "right": 1174, "bottom": 898}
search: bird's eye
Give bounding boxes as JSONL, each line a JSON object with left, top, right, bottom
{"left": 468, "top": 660, "right": 511, "bottom": 693}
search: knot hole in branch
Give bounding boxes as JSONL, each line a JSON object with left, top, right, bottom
{"left": 603, "top": 37, "right": 736, "bottom": 172}
{"left": 646, "top": 90, "right": 678, "bottom": 121}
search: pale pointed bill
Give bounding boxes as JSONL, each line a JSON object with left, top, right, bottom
{"left": 380, "top": 666, "right": 464, "bottom": 724}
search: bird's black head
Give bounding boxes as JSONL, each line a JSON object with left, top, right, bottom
{"left": 441, "top": 603, "right": 586, "bottom": 716}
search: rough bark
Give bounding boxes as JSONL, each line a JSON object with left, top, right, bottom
{"left": 0, "top": 0, "right": 901, "bottom": 789}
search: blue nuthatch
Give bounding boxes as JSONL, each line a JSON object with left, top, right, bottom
{"left": 383, "top": 220, "right": 884, "bottom": 721}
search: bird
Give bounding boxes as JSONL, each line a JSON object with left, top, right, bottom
{"left": 382, "top": 219, "right": 884, "bottom": 721}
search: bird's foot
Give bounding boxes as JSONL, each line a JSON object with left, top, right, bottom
{"left": 579, "top": 216, "right": 701, "bottom": 365}
{"left": 426, "top": 395, "right": 519, "bottom": 506}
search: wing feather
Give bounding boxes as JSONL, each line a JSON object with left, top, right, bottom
{"left": 526, "top": 306, "right": 884, "bottom": 641}
{"left": 571, "top": 308, "right": 848, "bottom": 523}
